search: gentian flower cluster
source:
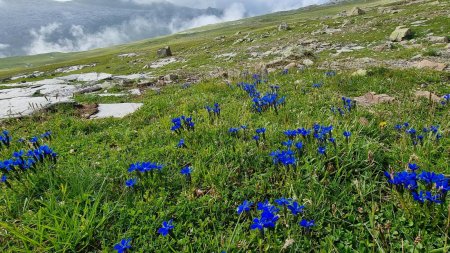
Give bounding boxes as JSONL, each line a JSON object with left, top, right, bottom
{"left": 205, "top": 103, "right": 220, "bottom": 120}
{"left": 394, "top": 122, "right": 442, "bottom": 145}
{"left": 0, "top": 130, "right": 11, "bottom": 148}
{"left": 128, "top": 162, "right": 164, "bottom": 173}
{"left": 253, "top": 127, "right": 266, "bottom": 145}
{"left": 237, "top": 83, "right": 286, "bottom": 113}
{"left": 384, "top": 164, "right": 449, "bottom": 204}
{"left": 228, "top": 125, "right": 248, "bottom": 137}
{"left": 1, "top": 145, "right": 57, "bottom": 186}
{"left": 440, "top": 94, "right": 450, "bottom": 106}
{"left": 171, "top": 116, "right": 195, "bottom": 133}
{"left": 331, "top": 97, "right": 356, "bottom": 116}
{"left": 237, "top": 198, "right": 314, "bottom": 235}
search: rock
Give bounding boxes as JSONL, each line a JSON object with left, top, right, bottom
{"left": 428, "top": 36, "right": 449, "bottom": 43}
{"left": 303, "top": 59, "right": 314, "bottom": 66}
{"left": 113, "top": 73, "right": 152, "bottom": 81}
{"left": 157, "top": 46, "right": 172, "bottom": 58}
{"left": 90, "top": 103, "right": 144, "bottom": 119}
{"left": 411, "top": 54, "right": 422, "bottom": 60}
{"left": 354, "top": 92, "right": 395, "bottom": 106}
{"left": 164, "top": 74, "right": 179, "bottom": 83}
{"left": 57, "top": 73, "right": 112, "bottom": 82}
{"left": 215, "top": 52, "right": 237, "bottom": 59}
{"left": 414, "top": 60, "right": 447, "bottom": 71}
{"left": 129, "top": 89, "right": 142, "bottom": 96}
{"left": 147, "top": 57, "right": 179, "bottom": 69}
{"left": 284, "top": 62, "right": 298, "bottom": 70}
{"left": 389, "top": 26, "right": 412, "bottom": 42}
{"left": 0, "top": 96, "right": 73, "bottom": 119}
{"left": 278, "top": 22, "right": 290, "bottom": 31}
{"left": 414, "top": 91, "right": 441, "bottom": 102}
{"left": 373, "top": 42, "right": 394, "bottom": 52}
{"left": 352, "top": 69, "right": 368, "bottom": 77}
{"left": 348, "top": 7, "right": 365, "bottom": 16}
{"left": 55, "top": 64, "right": 96, "bottom": 73}
{"left": 214, "top": 36, "right": 225, "bottom": 41}
{"left": 118, "top": 53, "right": 138, "bottom": 58}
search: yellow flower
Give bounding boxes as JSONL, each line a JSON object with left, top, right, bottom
{"left": 379, "top": 121, "right": 387, "bottom": 129}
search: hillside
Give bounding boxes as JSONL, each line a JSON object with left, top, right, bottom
{"left": 1, "top": 0, "right": 450, "bottom": 252}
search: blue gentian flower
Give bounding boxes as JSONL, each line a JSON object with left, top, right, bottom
{"left": 177, "top": 139, "right": 186, "bottom": 148}
{"left": 295, "top": 142, "right": 303, "bottom": 150}
{"left": 158, "top": 220, "right": 174, "bottom": 236}
{"left": 125, "top": 178, "right": 137, "bottom": 188}
{"left": 114, "top": 238, "right": 132, "bottom": 253}
{"left": 256, "top": 128, "right": 266, "bottom": 135}
{"left": 287, "top": 202, "right": 305, "bottom": 215}
{"left": 343, "top": 131, "right": 351, "bottom": 139}
{"left": 180, "top": 166, "right": 192, "bottom": 175}
{"left": 318, "top": 146, "right": 326, "bottom": 155}
{"left": 237, "top": 200, "right": 252, "bottom": 214}
{"left": 408, "top": 163, "right": 419, "bottom": 171}
{"left": 275, "top": 197, "right": 292, "bottom": 206}
{"left": 299, "top": 219, "right": 315, "bottom": 228}
{"left": 1, "top": 174, "right": 6, "bottom": 183}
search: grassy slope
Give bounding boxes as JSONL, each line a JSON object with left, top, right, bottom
{"left": 1, "top": 0, "right": 450, "bottom": 252}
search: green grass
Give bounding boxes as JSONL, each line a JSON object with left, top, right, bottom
{"left": 1, "top": 0, "right": 450, "bottom": 252}
{"left": 1, "top": 67, "right": 450, "bottom": 252}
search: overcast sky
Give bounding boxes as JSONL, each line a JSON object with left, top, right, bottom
{"left": 0, "top": 0, "right": 328, "bottom": 58}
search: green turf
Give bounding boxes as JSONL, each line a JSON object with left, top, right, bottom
{"left": 1, "top": 0, "right": 450, "bottom": 252}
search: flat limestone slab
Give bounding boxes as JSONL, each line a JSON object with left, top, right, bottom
{"left": 0, "top": 96, "right": 72, "bottom": 119}
{"left": 90, "top": 103, "right": 143, "bottom": 119}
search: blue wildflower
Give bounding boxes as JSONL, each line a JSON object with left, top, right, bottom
{"left": 318, "top": 146, "right": 326, "bottom": 155}
{"left": 177, "top": 139, "right": 187, "bottom": 148}
{"left": 408, "top": 163, "right": 419, "bottom": 171}
{"left": 114, "top": 238, "right": 132, "bottom": 253}
{"left": 299, "top": 219, "right": 315, "bottom": 229}
{"left": 343, "top": 131, "right": 351, "bottom": 139}
{"left": 158, "top": 220, "right": 174, "bottom": 236}
{"left": 125, "top": 178, "right": 137, "bottom": 188}
{"left": 275, "top": 197, "right": 292, "bottom": 206}
{"left": 1, "top": 174, "right": 6, "bottom": 183}
{"left": 287, "top": 202, "right": 305, "bottom": 215}
{"left": 180, "top": 166, "right": 192, "bottom": 175}
{"left": 237, "top": 200, "right": 253, "bottom": 214}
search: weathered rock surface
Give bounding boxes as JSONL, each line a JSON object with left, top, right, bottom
{"left": 157, "top": 46, "right": 172, "bottom": 58}
{"left": 354, "top": 92, "right": 395, "bottom": 106}
{"left": 348, "top": 7, "right": 365, "bottom": 16}
{"left": 389, "top": 26, "right": 412, "bottom": 42}
{"left": 414, "top": 60, "right": 447, "bottom": 71}
{"left": 414, "top": 91, "right": 441, "bottom": 102}
{"left": 90, "top": 103, "right": 144, "bottom": 119}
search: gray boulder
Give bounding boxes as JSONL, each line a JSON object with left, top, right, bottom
{"left": 278, "top": 22, "right": 290, "bottom": 31}
{"left": 157, "top": 46, "right": 172, "bottom": 58}
{"left": 389, "top": 26, "right": 412, "bottom": 42}
{"left": 348, "top": 7, "right": 365, "bottom": 16}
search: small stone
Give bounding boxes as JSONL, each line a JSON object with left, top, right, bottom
{"left": 157, "top": 46, "right": 172, "bottom": 58}
{"left": 284, "top": 62, "right": 298, "bottom": 70}
{"left": 414, "top": 60, "right": 447, "bottom": 71}
{"left": 352, "top": 69, "right": 367, "bottom": 77}
{"left": 428, "top": 36, "right": 449, "bottom": 43}
{"left": 303, "top": 59, "right": 314, "bottom": 66}
{"left": 348, "top": 7, "right": 365, "bottom": 16}
{"left": 414, "top": 91, "right": 441, "bottom": 102}
{"left": 164, "top": 74, "right": 179, "bottom": 83}
{"left": 389, "top": 26, "right": 412, "bottom": 42}
{"left": 354, "top": 92, "right": 395, "bottom": 106}
{"left": 278, "top": 22, "right": 290, "bottom": 31}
